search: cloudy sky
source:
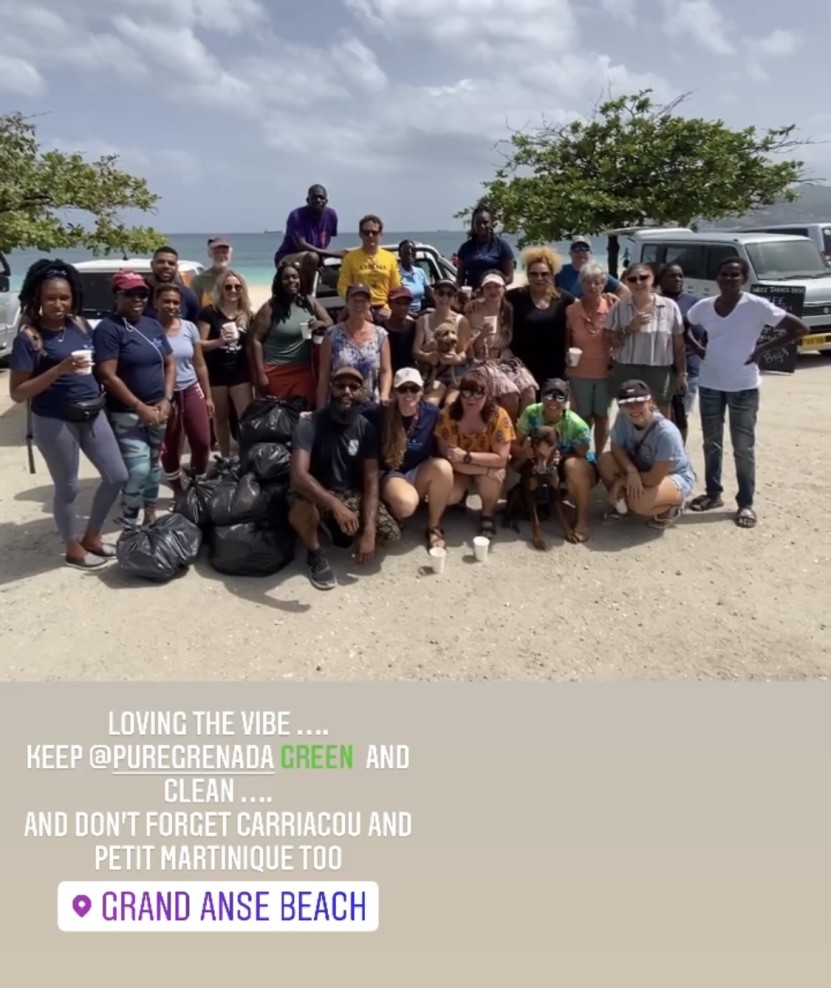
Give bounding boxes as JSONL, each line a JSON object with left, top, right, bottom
{"left": 1, "top": 0, "right": 828, "bottom": 233}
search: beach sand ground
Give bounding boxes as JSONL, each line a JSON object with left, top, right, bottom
{"left": 0, "top": 340, "right": 828, "bottom": 683}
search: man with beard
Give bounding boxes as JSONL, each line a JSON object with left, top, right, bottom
{"left": 288, "top": 364, "right": 401, "bottom": 590}
{"left": 191, "top": 236, "right": 233, "bottom": 306}
{"left": 143, "top": 246, "right": 200, "bottom": 322}
{"left": 274, "top": 185, "right": 346, "bottom": 295}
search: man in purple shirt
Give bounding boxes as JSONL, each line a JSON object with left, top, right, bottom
{"left": 274, "top": 185, "right": 346, "bottom": 294}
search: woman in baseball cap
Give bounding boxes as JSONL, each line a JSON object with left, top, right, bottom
{"left": 596, "top": 379, "right": 695, "bottom": 528}
{"left": 362, "top": 367, "right": 453, "bottom": 550}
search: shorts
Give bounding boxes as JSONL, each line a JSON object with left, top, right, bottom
{"left": 457, "top": 467, "right": 507, "bottom": 489}
{"left": 208, "top": 363, "right": 252, "bottom": 389}
{"left": 610, "top": 363, "right": 675, "bottom": 407}
{"left": 667, "top": 473, "right": 695, "bottom": 500}
{"left": 287, "top": 487, "right": 401, "bottom": 544}
{"left": 569, "top": 377, "right": 611, "bottom": 418}
{"left": 383, "top": 465, "right": 421, "bottom": 486}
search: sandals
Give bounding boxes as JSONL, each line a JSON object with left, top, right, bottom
{"left": 688, "top": 494, "right": 724, "bottom": 512}
{"left": 426, "top": 526, "right": 447, "bottom": 551}
{"left": 84, "top": 544, "right": 117, "bottom": 559}
{"left": 735, "top": 507, "right": 757, "bottom": 529}
{"left": 647, "top": 505, "right": 683, "bottom": 529}
{"left": 479, "top": 514, "right": 496, "bottom": 540}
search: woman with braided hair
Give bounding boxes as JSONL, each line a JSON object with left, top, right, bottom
{"left": 250, "top": 261, "right": 332, "bottom": 405}
{"left": 8, "top": 259, "right": 127, "bottom": 569}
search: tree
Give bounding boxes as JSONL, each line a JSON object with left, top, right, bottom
{"left": 0, "top": 112, "right": 166, "bottom": 256}
{"left": 458, "top": 91, "right": 809, "bottom": 266}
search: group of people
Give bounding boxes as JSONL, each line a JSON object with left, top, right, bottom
{"left": 6, "top": 182, "right": 811, "bottom": 584}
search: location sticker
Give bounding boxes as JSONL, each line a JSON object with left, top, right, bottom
{"left": 72, "top": 895, "right": 91, "bottom": 919}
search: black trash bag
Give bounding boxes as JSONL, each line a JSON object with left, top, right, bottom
{"left": 176, "top": 475, "right": 222, "bottom": 529}
{"left": 205, "top": 455, "right": 241, "bottom": 481}
{"left": 241, "top": 442, "right": 291, "bottom": 484}
{"left": 208, "top": 473, "right": 272, "bottom": 526}
{"left": 238, "top": 396, "right": 309, "bottom": 454}
{"left": 116, "top": 514, "right": 202, "bottom": 582}
{"left": 260, "top": 481, "right": 290, "bottom": 524}
{"left": 209, "top": 522, "right": 296, "bottom": 577}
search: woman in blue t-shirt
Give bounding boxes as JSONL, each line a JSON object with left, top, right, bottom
{"left": 8, "top": 259, "right": 128, "bottom": 569}
{"left": 454, "top": 206, "right": 515, "bottom": 291}
{"left": 363, "top": 367, "right": 453, "bottom": 550}
{"left": 94, "top": 271, "right": 176, "bottom": 528}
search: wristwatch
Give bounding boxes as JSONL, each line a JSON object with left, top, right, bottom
{"left": 463, "top": 451, "right": 472, "bottom": 464}
{"left": 164, "top": 394, "right": 174, "bottom": 402}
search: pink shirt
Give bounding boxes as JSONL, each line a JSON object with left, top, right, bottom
{"left": 566, "top": 298, "right": 612, "bottom": 379}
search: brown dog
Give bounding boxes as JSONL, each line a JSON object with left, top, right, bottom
{"left": 502, "top": 425, "right": 576, "bottom": 549}
{"left": 424, "top": 323, "right": 461, "bottom": 388}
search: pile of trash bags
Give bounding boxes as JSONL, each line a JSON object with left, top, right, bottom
{"left": 117, "top": 396, "right": 309, "bottom": 581}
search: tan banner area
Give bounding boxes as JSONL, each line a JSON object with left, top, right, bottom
{"left": 2, "top": 683, "right": 831, "bottom": 986}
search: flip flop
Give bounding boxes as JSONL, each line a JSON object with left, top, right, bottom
{"left": 426, "top": 526, "right": 447, "bottom": 551}
{"left": 688, "top": 494, "right": 724, "bottom": 512}
{"left": 84, "top": 544, "right": 117, "bottom": 559}
{"left": 65, "top": 553, "right": 107, "bottom": 570}
{"left": 647, "top": 505, "right": 683, "bottom": 529}
{"left": 735, "top": 507, "right": 757, "bottom": 529}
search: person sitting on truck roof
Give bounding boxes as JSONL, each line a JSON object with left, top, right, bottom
{"left": 685, "top": 256, "right": 811, "bottom": 530}
{"left": 273, "top": 185, "right": 347, "bottom": 295}
{"left": 556, "top": 237, "right": 628, "bottom": 300}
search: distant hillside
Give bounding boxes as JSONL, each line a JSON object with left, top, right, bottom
{"left": 701, "top": 183, "right": 831, "bottom": 230}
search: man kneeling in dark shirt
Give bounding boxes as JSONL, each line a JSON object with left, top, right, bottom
{"left": 288, "top": 363, "right": 402, "bottom": 590}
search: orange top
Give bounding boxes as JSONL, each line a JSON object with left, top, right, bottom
{"left": 566, "top": 298, "right": 612, "bottom": 379}
{"left": 435, "top": 405, "right": 515, "bottom": 452}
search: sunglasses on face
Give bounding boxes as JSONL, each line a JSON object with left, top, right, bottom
{"left": 435, "top": 288, "right": 455, "bottom": 297}
{"left": 461, "top": 388, "right": 485, "bottom": 399}
{"left": 543, "top": 391, "right": 567, "bottom": 402}
{"left": 224, "top": 284, "right": 242, "bottom": 292}
{"left": 360, "top": 229, "right": 380, "bottom": 237}
{"left": 122, "top": 289, "right": 149, "bottom": 300}
{"left": 627, "top": 274, "right": 650, "bottom": 284}
{"left": 396, "top": 384, "right": 421, "bottom": 395}
{"left": 528, "top": 270, "right": 551, "bottom": 278}
{"left": 332, "top": 380, "right": 362, "bottom": 393}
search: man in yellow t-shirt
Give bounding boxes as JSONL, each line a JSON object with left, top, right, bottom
{"left": 337, "top": 214, "right": 401, "bottom": 320}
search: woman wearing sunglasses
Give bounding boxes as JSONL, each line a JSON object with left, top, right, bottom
{"left": 93, "top": 271, "right": 176, "bottom": 528}
{"left": 434, "top": 369, "right": 515, "bottom": 541}
{"left": 196, "top": 268, "right": 254, "bottom": 456}
{"left": 412, "top": 277, "right": 472, "bottom": 407}
{"left": 604, "top": 263, "right": 686, "bottom": 418}
{"left": 597, "top": 379, "right": 695, "bottom": 529}
{"left": 512, "top": 378, "right": 597, "bottom": 543}
{"left": 363, "top": 368, "right": 453, "bottom": 551}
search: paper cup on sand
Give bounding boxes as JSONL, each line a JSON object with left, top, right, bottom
{"left": 428, "top": 547, "right": 447, "bottom": 574}
{"left": 567, "top": 347, "right": 583, "bottom": 367}
{"left": 472, "top": 536, "right": 489, "bottom": 562}
{"left": 72, "top": 349, "right": 93, "bottom": 374}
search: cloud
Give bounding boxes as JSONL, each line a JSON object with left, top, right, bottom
{"left": 599, "top": 0, "right": 637, "bottom": 26}
{"left": 756, "top": 29, "right": 801, "bottom": 57}
{"left": 0, "top": 55, "right": 46, "bottom": 96}
{"left": 662, "top": 0, "right": 735, "bottom": 55}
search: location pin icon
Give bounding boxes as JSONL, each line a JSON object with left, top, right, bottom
{"left": 72, "top": 895, "right": 91, "bottom": 918}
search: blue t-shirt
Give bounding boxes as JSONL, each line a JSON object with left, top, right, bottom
{"left": 9, "top": 322, "right": 101, "bottom": 420}
{"left": 166, "top": 320, "right": 201, "bottom": 391}
{"left": 456, "top": 236, "right": 514, "bottom": 289}
{"left": 363, "top": 400, "right": 439, "bottom": 474}
{"left": 555, "top": 263, "right": 620, "bottom": 299}
{"left": 399, "top": 266, "right": 429, "bottom": 314}
{"left": 143, "top": 283, "right": 200, "bottom": 323}
{"left": 610, "top": 412, "right": 695, "bottom": 494}
{"left": 93, "top": 314, "right": 173, "bottom": 412}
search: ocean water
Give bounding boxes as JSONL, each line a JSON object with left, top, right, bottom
{"left": 4, "top": 231, "right": 586, "bottom": 293}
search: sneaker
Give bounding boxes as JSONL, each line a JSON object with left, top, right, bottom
{"left": 307, "top": 549, "right": 336, "bottom": 590}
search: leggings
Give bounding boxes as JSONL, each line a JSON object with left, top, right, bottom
{"left": 31, "top": 412, "right": 128, "bottom": 542}
{"left": 161, "top": 382, "right": 212, "bottom": 481}
{"left": 109, "top": 411, "right": 167, "bottom": 516}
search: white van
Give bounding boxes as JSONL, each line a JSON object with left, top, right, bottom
{"left": 0, "top": 257, "right": 204, "bottom": 345}
{"left": 618, "top": 229, "right": 831, "bottom": 354}
{"left": 732, "top": 223, "right": 831, "bottom": 263}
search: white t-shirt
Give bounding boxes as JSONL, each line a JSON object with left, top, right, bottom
{"left": 687, "top": 293, "right": 786, "bottom": 392}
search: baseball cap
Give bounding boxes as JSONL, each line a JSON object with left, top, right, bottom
{"left": 570, "top": 237, "right": 592, "bottom": 251}
{"left": 617, "top": 379, "right": 652, "bottom": 404}
{"left": 346, "top": 283, "right": 371, "bottom": 299}
{"left": 393, "top": 367, "right": 424, "bottom": 389}
{"left": 434, "top": 277, "right": 456, "bottom": 291}
{"left": 112, "top": 271, "right": 149, "bottom": 293}
{"left": 481, "top": 272, "right": 505, "bottom": 288}
{"left": 331, "top": 363, "right": 364, "bottom": 384}
{"left": 541, "top": 378, "right": 569, "bottom": 401}
{"left": 208, "top": 235, "right": 231, "bottom": 248}
{"left": 388, "top": 286, "right": 413, "bottom": 302}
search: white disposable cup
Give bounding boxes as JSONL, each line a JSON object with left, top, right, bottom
{"left": 301, "top": 320, "right": 313, "bottom": 341}
{"left": 482, "top": 315, "right": 498, "bottom": 332}
{"left": 567, "top": 347, "right": 583, "bottom": 367}
{"left": 428, "top": 547, "right": 447, "bottom": 574}
{"left": 72, "top": 349, "right": 93, "bottom": 374}
{"left": 614, "top": 498, "right": 628, "bottom": 515}
{"left": 472, "top": 535, "right": 489, "bottom": 562}
{"left": 221, "top": 321, "right": 239, "bottom": 342}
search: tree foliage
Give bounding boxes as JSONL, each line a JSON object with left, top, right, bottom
{"left": 0, "top": 112, "right": 166, "bottom": 255}
{"left": 458, "top": 91, "right": 808, "bottom": 247}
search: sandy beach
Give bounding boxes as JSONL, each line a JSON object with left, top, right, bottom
{"left": 1, "top": 346, "right": 829, "bottom": 682}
